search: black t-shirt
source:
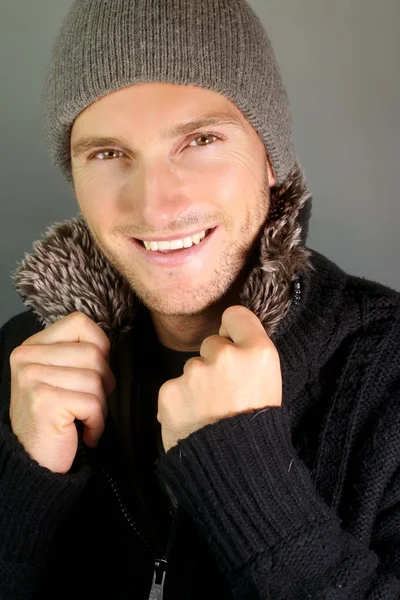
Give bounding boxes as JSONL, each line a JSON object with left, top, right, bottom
{"left": 131, "top": 307, "right": 200, "bottom": 461}
{"left": 128, "top": 309, "right": 200, "bottom": 552}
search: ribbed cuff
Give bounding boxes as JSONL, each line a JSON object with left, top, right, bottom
{"left": 157, "top": 406, "right": 331, "bottom": 575}
{"left": 0, "top": 422, "right": 91, "bottom": 562}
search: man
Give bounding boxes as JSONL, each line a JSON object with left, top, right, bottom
{"left": 1, "top": 0, "right": 399, "bottom": 598}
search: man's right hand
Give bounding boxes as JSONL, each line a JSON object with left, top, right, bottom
{"left": 9, "top": 312, "right": 116, "bottom": 474}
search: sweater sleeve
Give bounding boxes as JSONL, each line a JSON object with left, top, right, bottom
{"left": 156, "top": 405, "right": 400, "bottom": 599}
{"left": 0, "top": 317, "right": 91, "bottom": 599}
{"left": 0, "top": 418, "right": 91, "bottom": 599}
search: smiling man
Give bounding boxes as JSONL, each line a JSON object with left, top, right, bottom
{"left": 1, "top": 0, "right": 400, "bottom": 599}
{"left": 70, "top": 84, "right": 275, "bottom": 351}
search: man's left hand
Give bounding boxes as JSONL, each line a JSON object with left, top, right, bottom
{"left": 157, "top": 305, "right": 282, "bottom": 453}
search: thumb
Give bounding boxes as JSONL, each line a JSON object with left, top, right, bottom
{"left": 219, "top": 305, "right": 241, "bottom": 340}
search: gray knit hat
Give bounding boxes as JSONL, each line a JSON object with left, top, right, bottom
{"left": 42, "top": 0, "right": 297, "bottom": 187}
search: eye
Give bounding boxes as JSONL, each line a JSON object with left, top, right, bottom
{"left": 93, "top": 149, "right": 125, "bottom": 161}
{"left": 188, "top": 134, "right": 219, "bottom": 148}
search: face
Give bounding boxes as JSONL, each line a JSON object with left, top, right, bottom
{"left": 71, "top": 83, "right": 276, "bottom": 317}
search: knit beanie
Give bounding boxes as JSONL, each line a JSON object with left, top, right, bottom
{"left": 42, "top": 0, "right": 297, "bottom": 187}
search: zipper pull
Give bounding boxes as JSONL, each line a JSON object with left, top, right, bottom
{"left": 148, "top": 559, "right": 167, "bottom": 600}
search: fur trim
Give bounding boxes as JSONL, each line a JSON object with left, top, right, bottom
{"left": 12, "top": 163, "right": 313, "bottom": 344}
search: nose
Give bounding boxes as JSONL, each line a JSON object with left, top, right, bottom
{"left": 129, "top": 158, "right": 191, "bottom": 232}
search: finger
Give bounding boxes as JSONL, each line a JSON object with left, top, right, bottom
{"left": 22, "top": 364, "right": 109, "bottom": 417}
{"left": 199, "top": 334, "right": 232, "bottom": 362}
{"left": 14, "top": 343, "right": 116, "bottom": 396}
{"left": 61, "top": 394, "right": 106, "bottom": 448}
{"left": 219, "top": 305, "right": 267, "bottom": 347}
{"left": 22, "top": 312, "right": 111, "bottom": 360}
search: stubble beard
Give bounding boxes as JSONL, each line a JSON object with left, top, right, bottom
{"left": 88, "top": 174, "right": 270, "bottom": 318}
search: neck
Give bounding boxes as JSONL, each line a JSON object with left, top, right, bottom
{"left": 150, "top": 286, "right": 243, "bottom": 352}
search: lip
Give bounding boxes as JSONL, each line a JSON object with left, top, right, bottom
{"left": 127, "top": 226, "right": 218, "bottom": 268}
{"left": 136, "top": 226, "right": 214, "bottom": 242}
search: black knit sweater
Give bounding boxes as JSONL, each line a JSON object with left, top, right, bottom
{"left": 1, "top": 250, "right": 400, "bottom": 599}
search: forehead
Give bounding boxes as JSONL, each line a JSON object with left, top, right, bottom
{"left": 71, "top": 82, "right": 248, "bottom": 135}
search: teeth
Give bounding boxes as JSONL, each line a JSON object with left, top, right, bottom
{"left": 143, "top": 230, "right": 207, "bottom": 251}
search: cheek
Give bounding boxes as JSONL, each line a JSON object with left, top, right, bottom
{"left": 189, "top": 150, "right": 263, "bottom": 208}
{"left": 222, "top": 148, "right": 265, "bottom": 189}
{"left": 72, "top": 167, "right": 120, "bottom": 232}
{"left": 73, "top": 161, "right": 122, "bottom": 199}
{"left": 72, "top": 160, "right": 130, "bottom": 198}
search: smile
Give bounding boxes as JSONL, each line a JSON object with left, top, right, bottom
{"left": 127, "top": 227, "right": 219, "bottom": 268}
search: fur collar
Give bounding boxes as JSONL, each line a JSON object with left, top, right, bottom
{"left": 12, "top": 163, "right": 313, "bottom": 345}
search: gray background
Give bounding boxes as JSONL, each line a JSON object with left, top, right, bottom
{"left": 1, "top": 0, "right": 399, "bottom": 327}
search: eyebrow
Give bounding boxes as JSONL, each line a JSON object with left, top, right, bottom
{"left": 71, "top": 112, "right": 245, "bottom": 158}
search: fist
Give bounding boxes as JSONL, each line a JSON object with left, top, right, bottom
{"left": 158, "top": 305, "right": 282, "bottom": 453}
{"left": 9, "top": 312, "right": 116, "bottom": 474}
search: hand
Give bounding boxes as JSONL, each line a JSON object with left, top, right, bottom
{"left": 157, "top": 305, "right": 282, "bottom": 453}
{"left": 9, "top": 312, "right": 116, "bottom": 474}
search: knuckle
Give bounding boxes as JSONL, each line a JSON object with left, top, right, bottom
{"left": 183, "top": 356, "right": 196, "bottom": 370}
{"left": 71, "top": 311, "right": 90, "bottom": 324}
{"left": 84, "top": 343, "right": 102, "bottom": 364}
{"left": 87, "top": 372, "right": 104, "bottom": 398}
{"left": 102, "top": 333, "right": 111, "bottom": 355}
{"left": 86, "top": 391, "right": 102, "bottom": 411}
{"left": 183, "top": 356, "right": 203, "bottom": 377}
{"left": 218, "top": 344, "right": 235, "bottom": 361}
{"left": 72, "top": 312, "right": 95, "bottom": 335}
{"left": 72, "top": 312, "right": 110, "bottom": 354}
{"left": 30, "top": 382, "right": 53, "bottom": 412}
{"left": 20, "top": 362, "right": 42, "bottom": 383}
{"left": 256, "top": 342, "right": 279, "bottom": 365}
{"left": 20, "top": 332, "right": 39, "bottom": 346}
{"left": 158, "top": 382, "right": 166, "bottom": 399}
{"left": 9, "top": 345, "right": 27, "bottom": 367}
{"left": 225, "top": 305, "right": 243, "bottom": 316}
{"left": 9, "top": 349, "right": 18, "bottom": 370}
{"left": 89, "top": 395, "right": 104, "bottom": 421}
{"left": 158, "top": 380, "right": 171, "bottom": 401}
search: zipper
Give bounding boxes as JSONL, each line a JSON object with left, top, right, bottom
{"left": 149, "top": 558, "right": 167, "bottom": 599}
{"left": 272, "top": 274, "right": 303, "bottom": 341}
{"left": 102, "top": 468, "right": 154, "bottom": 555}
{"left": 292, "top": 276, "right": 302, "bottom": 308}
{"left": 102, "top": 468, "right": 180, "bottom": 599}
{"left": 148, "top": 505, "right": 180, "bottom": 600}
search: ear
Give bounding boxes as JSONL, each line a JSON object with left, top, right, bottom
{"left": 266, "top": 156, "right": 276, "bottom": 188}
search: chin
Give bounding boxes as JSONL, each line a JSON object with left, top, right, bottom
{"left": 134, "top": 285, "right": 226, "bottom": 317}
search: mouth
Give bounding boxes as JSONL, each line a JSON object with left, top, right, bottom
{"left": 136, "top": 227, "right": 214, "bottom": 249}
{"left": 127, "top": 226, "right": 219, "bottom": 268}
